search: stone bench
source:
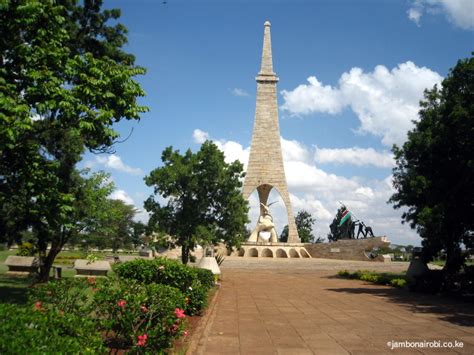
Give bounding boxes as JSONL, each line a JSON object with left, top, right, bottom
{"left": 73, "top": 259, "right": 111, "bottom": 277}
{"left": 4, "top": 256, "right": 39, "bottom": 275}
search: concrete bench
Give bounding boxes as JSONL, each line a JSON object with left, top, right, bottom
{"left": 139, "top": 249, "right": 153, "bottom": 257}
{"left": 73, "top": 259, "right": 111, "bottom": 277}
{"left": 4, "top": 256, "right": 39, "bottom": 275}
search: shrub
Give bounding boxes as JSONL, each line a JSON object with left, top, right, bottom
{"left": 29, "top": 278, "right": 94, "bottom": 316}
{"left": 191, "top": 267, "right": 214, "bottom": 290}
{"left": 185, "top": 279, "right": 208, "bottom": 316}
{"left": 338, "top": 269, "right": 408, "bottom": 289}
{"left": 113, "top": 258, "right": 214, "bottom": 315}
{"left": 0, "top": 303, "right": 106, "bottom": 354}
{"left": 338, "top": 270, "right": 351, "bottom": 278}
{"left": 113, "top": 258, "right": 196, "bottom": 292}
{"left": 338, "top": 270, "right": 366, "bottom": 279}
{"left": 92, "top": 278, "right": 187, "bottom": 351}
{"left": 16, "top": 242, "right": 36, "bottom": 256}
{"left": 390, "top": 278, "right": 407, "bottom": 288}
{"left": 360, "top": 273, "right": 379, "bottom": 283}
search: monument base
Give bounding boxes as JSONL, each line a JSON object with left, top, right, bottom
{"left": 231, "top": 242, "right": 311, "bottom": 258}
{"left": 304, "top": 236, "right": 390, "bottom": 261}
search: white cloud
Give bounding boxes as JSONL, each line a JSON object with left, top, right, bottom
{"left": 31, "top": 113, "right": 44, "bottom": 121}
{"left": 231, "top": 88, "right": 250, "bottom": 97}
{"left": 407, "top": 0, "right": 474, "bottom": 30}
{"left": 408, "top": 7, "right": 423, "bottom": 26}
{"left": 215, "top": 140, "right": 250, "bottom": 169}
{"left": 192, "top": 129, "right": 210, "bottom": 144}
{"left": 95, "top": 154, "right": 143, "bottom": 175}
{"left": 281, "top": 76, "right": 344, "bottom": 115}
{"left": 192, "top": 129, "right": 250, "bottom": 169}
{"left": 195, "top": 129, "right": 420, "bottom": 245}
{"left": 314, "top": 147, "right": 395, "bottom": 168}
{"left": 110, "top": 189, "right": 135, "bottom": 205}
{"left": 110, "top": 189, "right": 150, "bottom": 223}
{"left": 290, "top": 194, "right": 332, "bottom": 221}
{"left": 281, "top": 137, "right": 312, "bottom": 163}
{"left": 281, "top": 62, "right": 443, "bottom": 146}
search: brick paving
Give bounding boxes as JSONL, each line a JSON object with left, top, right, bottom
{"left": 190, "top": 259, "right": 474, "bottom": 354}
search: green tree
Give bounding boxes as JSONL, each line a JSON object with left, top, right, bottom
{"left": 85, "top": 199, "right": 136, "bottom": 251}
{"left": 389, "top": 55, "right": 474, "bottom": 274}
{"left": 327, "top": 207, "right": 354, "bottom": 242}
{"left": 131, "top": 221, "right": 147, "bottom": 247}
{"left": 0, "top": 0, "right": 147, "bottom": 280}
{"left": 279, "top": 210, "right": 322, "bottom": 243}
{"left": 144, "top": 141, "right": 249, "bottom": 264}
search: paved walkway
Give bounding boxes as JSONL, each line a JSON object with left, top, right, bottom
{"left": 190, "top": 259, "right": 473, "bottom": 354}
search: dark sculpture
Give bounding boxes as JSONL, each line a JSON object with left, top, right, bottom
{"left": 352, "top": 220, "right": 375, "bottom": 239}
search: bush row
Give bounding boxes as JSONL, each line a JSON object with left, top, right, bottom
{"left": 113, "top": 257, "right": 215, "bottom": 315}
{"left": 338, "top": 269, "right": 407, "bottom": 288}
{"left": 0, "top": 303, "right": 105, "bottom": 354}
{"left": 0, "top": 258, "right": 215, "bottom": 353}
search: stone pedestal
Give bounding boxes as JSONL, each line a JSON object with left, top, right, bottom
{"left": 305, "top": 237, "right": 391, "bottom": 261}
{"left": 232, "top": 242, "right": 311, "bottom": 258}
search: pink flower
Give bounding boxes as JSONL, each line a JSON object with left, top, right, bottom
{"left": 34, "top": 301, "right": 42, "bottom": 311}
{"left": 184, "top": 330, "right": 189, "bottom": 337}
{"left": 170, "top": 324, "right": 178, "bottom": 333}
{"left": 117, "top": 299, "right": 126, "bottom": 308}
{"left": 174, "top": 308, "right": 185, "bottom": 319}
{"left": 140, "top": 305, "right": 148, "bottom": 312}
{"left": 137, "top": 334, "right": 148, "bottom": 347}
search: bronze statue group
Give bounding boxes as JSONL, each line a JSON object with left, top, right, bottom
{"left": 351, "top": 220, "right": 375, "bottom": 239}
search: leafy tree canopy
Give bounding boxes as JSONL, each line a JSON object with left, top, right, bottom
{"left": 280, "top": 210, "right": 322, "bottom": 243}
{"left": 389, "top": 55, "right": 474, "bottom": 274}
{"left": 144, "top": 141, "right": 249, "bottom": 264}
{"left": 0, "top": 0, "right": 147, "bottom": 280}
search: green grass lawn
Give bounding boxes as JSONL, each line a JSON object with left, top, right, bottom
{"left": 429, "top": 259, "right": 474, "bottom": 267}
{"left": 0, "top": 248, "right": 126, "bottom": 304}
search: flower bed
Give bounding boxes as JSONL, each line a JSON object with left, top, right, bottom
{"left": 113, "top": 257, "right": 215, "bottom": 315}
{"left": 0, "top": 259, "right": 216, "bottom": 353}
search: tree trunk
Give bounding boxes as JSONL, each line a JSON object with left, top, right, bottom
{"left": 181, "top": 244, "right": 189, "bottom": 264}
{"left": 444, "top": 238, "right": 463, "bottom": 275}
{"left": 38, "top": 242, "right": 62, "bottom": 282}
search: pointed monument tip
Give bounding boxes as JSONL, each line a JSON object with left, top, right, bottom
{"left": 264, "top": 20, "right": 271, "bottom": 27}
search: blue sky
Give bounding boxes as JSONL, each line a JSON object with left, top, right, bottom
{"left": 83, "top": 0, "right": 473, "bottom": 245}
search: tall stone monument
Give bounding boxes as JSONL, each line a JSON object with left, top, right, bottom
{"left": 243, "top": 21, "right": 300, "bottom": 244}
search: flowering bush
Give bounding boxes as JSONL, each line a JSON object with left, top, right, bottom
{"left": 192, "top": 267, "right": 215, "bottom": 290}
{"left": 28, "top": 278, "right": 93, "bottom": 316}
{"left": 185, "top": 280, "right": 209, "bottom": 315}
{"left": 0, "top": 303, "right": 105, "bottom": 354}
{"left": 113, "top": 257, "right": 197, "bottom": 291}
{"left": 28, "top": 276, "right": 192, "bottom": 351}
{"left": 113, "top": 258, "right": 214, "bottom": 315}
{"left": 92, "top": 278, "right": 187, "bottom": 351}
